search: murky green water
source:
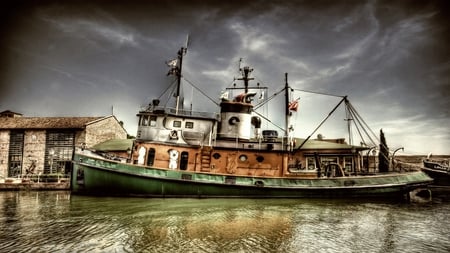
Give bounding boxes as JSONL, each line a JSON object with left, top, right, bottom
{"left": 1, "top": 191, "right": 449, "bottom": 253}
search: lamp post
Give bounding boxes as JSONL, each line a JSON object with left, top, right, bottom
{"left": 366, "top": 147, "right": 376, "bottom": 173}
{"left": 49, "top": 148, "right": 55, "bottom": 174}
{"left": 351, "top": 146, "right": 357, "bottom": 175}
{"left": 392, "top": 147, "right": 404, "bottom": 169}
{"left": 126, "top": 147, "right": 132, "bottom": 163}
{"left": 372, "top": 149, "right": 377, "bottom": 172}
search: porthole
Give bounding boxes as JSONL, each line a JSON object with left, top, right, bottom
{"left": 239, "top": 154, "right": 248, "bottom": 162}
{"left": 256, "top": 156, "right": 264, "bottom": 162}
{"left": 213, "top": 153, "right": 221, "bottom": 159}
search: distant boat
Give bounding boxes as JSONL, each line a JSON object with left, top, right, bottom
{"left": 423, "top": 155, "right": 450, "bottom": 186}
{"left": 71, "top": 45, "right": 432, "bottom": 200}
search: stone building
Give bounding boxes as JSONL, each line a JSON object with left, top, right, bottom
{"left": 0, "top": 110, "right": 23, "bottom": 118}
{"left": 0, "top": 115, "right": 127, "bottom": 178}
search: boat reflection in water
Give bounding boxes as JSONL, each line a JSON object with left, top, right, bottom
{"left": 130, "top": 205, "right": 293, "bottom": 252}
{"left": 1, "top": 191, "right": 450, "bottom": 252}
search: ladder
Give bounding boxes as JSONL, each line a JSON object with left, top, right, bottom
{"left": 200, "top": 147, "right": 212, "bottom": 172}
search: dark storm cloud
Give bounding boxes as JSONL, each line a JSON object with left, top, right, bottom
{"left": 0, "top": 0, "right": 449, "bottom": 154}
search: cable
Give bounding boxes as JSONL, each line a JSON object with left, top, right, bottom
{"left": 182, "top": 77, "right": 220, "bottom": 106}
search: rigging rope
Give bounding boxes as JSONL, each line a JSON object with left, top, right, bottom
{"left": 293, "top": 88, "right": 345, "bottom": 98}
{"left": 253, "top": 86, "right": 286, "bottom": 110}
{"left": 297, "top": 97, "right": 347, "bottom": 150}
{"left": 182, "top": 77, "right": 220, "bottom": 106}
{"left": 252, "top": 110, "right": 286, "bottom": 132}
{"left": 344, "top": 99, "right": 392, "bottom": 162}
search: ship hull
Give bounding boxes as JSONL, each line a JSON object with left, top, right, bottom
{"left": 71, "top": 153, "right": 432, "bottom": 199}
{"left": 422, "top": 160, "right": 450, "bottom": 186}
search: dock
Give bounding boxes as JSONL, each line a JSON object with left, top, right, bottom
{"left": 0, "top": 177, "right": 70, "bottom": 191}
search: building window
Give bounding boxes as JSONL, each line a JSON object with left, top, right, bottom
{"left": 173, "top": 121, "right": 181, "bottom": 128}
{"left": 8, "top": 131, "right": 24, "bottom": 177}
{"left": 185, "top": 122, "right": 194, "bottom": 129}
{"left": 45, "top": 131, "right": 74, "bottom": 174}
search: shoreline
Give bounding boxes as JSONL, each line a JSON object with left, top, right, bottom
{"left": 0, "top": 178, "right": 70, "bottom": 191}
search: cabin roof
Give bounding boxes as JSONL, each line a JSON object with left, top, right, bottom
{"left": 295, "top": 138, "right": 368, "bottom": 150}
{"left": 0, "top": 116, "right": 107, "bottom": 130}
{"left": 93, "top": 138, "right": 134, "bottom": 151}
{"left": 0, "top": 110, "right": 23, "bottom": 116}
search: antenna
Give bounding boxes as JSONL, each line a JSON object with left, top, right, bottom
{"left": 185, "top": 34, "right": 190, "bottom": 49}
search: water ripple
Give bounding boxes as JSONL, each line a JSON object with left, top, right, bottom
{"left": 1, "top": 193, "right": 450, "bottom": 252}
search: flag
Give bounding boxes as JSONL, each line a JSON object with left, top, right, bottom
{"left": 259, "top": 91, "right": 265, "bottom": 99}
{"left": 220, "top": 91, "right": 229, "bottom": 100}
{"left": 166, "top": 59, "right": 178, "bottom": 67}
{"left": 234, "top": 93, "right": 246, "bottom": 102}
{"left": 288, "top": 100, "right": 299, "bottom": 111}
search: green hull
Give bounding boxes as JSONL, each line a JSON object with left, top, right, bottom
{"left": 71, "top": 153, "right": 433, "bottom": 199}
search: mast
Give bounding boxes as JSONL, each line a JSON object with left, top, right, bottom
{"left": 238, "top": 66, "right": 254, "bottom": 93}
{"left": 175, "top": 46, "right": 187, "bottom": 114}
{"left": 345, "top": 100, "right": 353, "bottom": 145}
{"left": 284, "top": 73, "right": 289, "bottom": 138}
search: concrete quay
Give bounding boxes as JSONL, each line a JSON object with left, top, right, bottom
{"left": 0, "top": 177, "right": 70, "bottom": 191}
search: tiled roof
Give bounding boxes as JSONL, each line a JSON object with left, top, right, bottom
{"left": 0, "top": 117, "right": 105, "bottom": 129}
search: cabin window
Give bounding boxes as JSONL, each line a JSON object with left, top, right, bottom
{"left": 321, "top": 157, "right": 338, "bottom": 165}
{"left": 185, "top": 121, "right": 194, "bottom": 129}
{"left": 306, "top": 157, "right": 316, "bottom": 170}
{"left": 150, "top": 116, "right": 157, "bottom": 127}
{"left": 173, "top": 121, "right": 182, "bottom": 128}
{"left": 344, "top": 157, "right": 353, "bottom": 172}
{"left": 147, "top": 148, "right": 155, "bottom": 166}
{"left": 180, "top": 151, "right": 189, "bottom": 170}
{"left": 141, "top": 116, "right": 149, "bottom": 126}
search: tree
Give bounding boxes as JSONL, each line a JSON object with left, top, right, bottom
{"left": 378, "top": 129, "right": 390, "bottom": 172}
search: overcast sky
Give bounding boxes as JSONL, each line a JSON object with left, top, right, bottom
{"left": 1, "top": 0, "right": 449, "bottom": 155}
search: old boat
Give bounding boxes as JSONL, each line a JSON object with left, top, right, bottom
{"left": 71, "top": 46, "right": 432, "bottom": 199}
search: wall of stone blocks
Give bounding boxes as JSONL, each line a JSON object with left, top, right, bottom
{"left": 85, "top": 117, "right": 128, "bottom": 147}
{"left": 74, "top": 130, "right": 86, "bottom": 149}
{"left": 0, "top": 131, "right": 10, "bottom": 178}
{"left": 22, "top": 130, "right": 46, "bottom": 175}
{"left": 0, "top": 116, "right": 128, "bottom": 178}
